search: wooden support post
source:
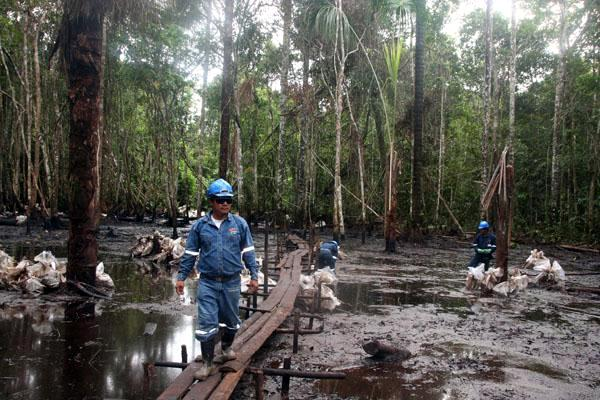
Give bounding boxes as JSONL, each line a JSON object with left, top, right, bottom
{"left": 292, "top": 312, "right": 300, "bottom": 353}
{"left": 253, "top": 292, "right": 258, "bottom": 311}
{"left": 281, "top": 357, "right": 291, "bottom": 399}
{"left": 316, "top": 282, "right": 322, "bottom": 312}
{"left": 254, "top": 370, "right": 265, "bottom": 400}
{"left": 263, "top": 222, "right": 270, "bottom": 294}
{"left": 308, "top": 227, "right": 314, "bottom": 269}
{"left": 247, "top": 367, "right": 346, "bottom": 379}
{"left": 181, "top": 345, "right": 187, "bottom": 370}
{"left": 495, "top": 165, "right": 514, "bottom": 282}
{"left": 143, "top": 361, "right": 153, "bottom": 396}
{"left": 245, "top": 296, "right": 252, "bottom": 319}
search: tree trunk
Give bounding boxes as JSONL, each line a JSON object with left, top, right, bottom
{"left": 65, "top": 1, "right": 106, "bottom": 286}
{"left": 23, "top": 11, "right": 34, "bottom": 233}
{"left": 197, "top": 0, "right": 211, "bottom": 213}
{"left": 435, "top": 77, "right": 446, "bottom": 223}
{"left": 32, "top": 16, "right": 47, "bottom": 222}
{"left": 277, "top": 0, "right": 291, "bottom": 224}
{"left": 219, "top": 0, "right": 234, "bottom": 179}
{"left": 333, "top": 0, "right": 346, "bottom": 242}
{"left": 384, "top": 149, "right": 399, "bottom": 252}
{"left": 508, "top": 0, "right": 517, "bottom": 243}
{"left": 233, "top": 93, "right": 244, "bottom": 214}
{"left": 481, "top": 0, "right": 493, "bottom": 217}
{"left": 410, "top": 0, "right": 425, "bottom": 239}
{"left": 551, "top": 0, "right": 567, "bottom": 222}
{"left": 299, "top": 38, "right": 311, "bottom": 231}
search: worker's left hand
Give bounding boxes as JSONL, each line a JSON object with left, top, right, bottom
{"left": 247, "top": 279, "right": 259, "bottom": 294}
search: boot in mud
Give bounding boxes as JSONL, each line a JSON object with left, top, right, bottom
{"left": 194, "top": 340, "right": 217, "bottom": 381}
{"left": 214, "top": 329, "right": 237, "bottom": 364}
{"left": 214, "top": 346, "right": 236, "bottom": 364}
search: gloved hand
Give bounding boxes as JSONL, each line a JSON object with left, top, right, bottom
{"left": 176, "top": 280, "right": 185, "bottom": 295}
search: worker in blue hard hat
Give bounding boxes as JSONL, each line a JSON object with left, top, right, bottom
{"left": 468, "top": 220, "right": 496, "bottom": 271}
{"left": 317, "top": 240, "right": 342, "bottom": 271}
{"left": 176, "top": 178, "right": 258, "bottom": 381}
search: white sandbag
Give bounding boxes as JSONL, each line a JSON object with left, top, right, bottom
{"left": 550, "top": 260, "right": 565, "bottom": 281}
{"left": 492, "top": 281, "right": 510, "bottom": 296}
{"left": 314, "top": 267, "right": 337, "bottom": 285}
{"left": 300, "top": 274, "right": 315, "bottom": 290}
{"left": 465, "top": 273, "right": 477, "bottom": 290}
{"left": 0, "top": 250, "right": 15, "bottom": 271}
{"left": 40, "top": 270, "right": 62, "bottom": 289}
{"left": 468, "top": 263, "right": 485, "bottom": 281}
{"left": 511, "top": 274, "right": 529, "bottom": 291}
{"left": 34, "top": 251, "right": 57, "bottom": 270}
{"left": 26, "top": 262, "right": 51, "bottom": 278}
{"left": 320, "top": 285, "right": 342, "bottom": 311}
{"left": 171, "top": 237, "right": 185, "bottom": 259}
{"left": 240, "top": 271, "right": 277, "bottom": 293}
{"left": 96, "top": 262, "right": 115, "bottom": 288}
{"left": 23, "top": 277, "right": 45, "bottom": 296}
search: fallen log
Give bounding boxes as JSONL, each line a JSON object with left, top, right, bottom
{"left": 558, "top": 244, "right": 600, "bottom": 254}
{"left": 362, "top": 340, "right": 411, "bottom": 361}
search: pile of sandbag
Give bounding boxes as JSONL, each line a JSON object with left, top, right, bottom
{"left": 465, "top": 249, "right": 566, "bottom": 296}
{"left": 131, "top": 230, "right": 184, "bottom": 266}
{"left": 0, "top": 249, "right": 114, "bottom": 296}
{"left": 240, "top": 257, "right": 277, "bottom": 292}
{"left": 298, "top": 267, "right": 341, "bottom": 311}
{"left": 465, "top": 264, "right": 528, "bottom": 296}
{"left": 524, "top": 249, "right": 566, "bottom": 287}
{"left": 492, "top": 269, "right": 529, "bottom": 296}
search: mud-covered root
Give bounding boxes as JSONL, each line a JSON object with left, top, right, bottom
{"left": 362, "top": 339, "right": 411, "bottom": 361}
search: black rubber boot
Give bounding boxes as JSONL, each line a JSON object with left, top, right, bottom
{"left": 214, "top": 330, "right": 237, "bottom": 364}
{"left": 194, "top": 340, "right": 216, "bottom": 381}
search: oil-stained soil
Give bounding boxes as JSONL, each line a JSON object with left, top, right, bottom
{"left": 1, "top": 223, "right": 599, "bottom": 400}
{"left": 240, "top": 235, "right": 600, "bottom": 400}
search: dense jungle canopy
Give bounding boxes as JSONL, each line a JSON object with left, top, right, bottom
{"left": 0, "top": 0, "right": 598, "bottom": 245}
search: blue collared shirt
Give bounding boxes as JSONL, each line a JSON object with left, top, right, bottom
{"left": 177, "top": 212, "right": 258, "bottom": 281}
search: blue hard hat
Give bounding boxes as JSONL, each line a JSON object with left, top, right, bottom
{"left": 331, "top": 240, "right": 338, "bottom": 247}
{"left": 206, "top": 179, "right": 234, "bottom": 198}
{"left": 478, "top": 220, "right": 490, "bottom": 230}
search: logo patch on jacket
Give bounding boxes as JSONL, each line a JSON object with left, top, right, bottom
{"left": 228, "top": 227, "right": 238, "bottom": 235}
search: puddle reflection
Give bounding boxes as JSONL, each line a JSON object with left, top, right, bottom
{"left": 336, "top": 281, "right": 469, "bottom": 314}
{"left": 316, "top": 363, "right": 447, "bottom": 400}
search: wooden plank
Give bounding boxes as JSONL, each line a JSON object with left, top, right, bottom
{"left": 182, "top": 238, "right": 306, "bottom": 400}
{"left": 159, "top": 235, "right": 307, "bottom": 400}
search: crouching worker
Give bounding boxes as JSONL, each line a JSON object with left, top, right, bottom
{"left": 469, "top": 220, "right": 496, "bottom": 271}
{"left": 176, "top": 179, "right": 258, "bottom": 381}
{"left": 317, "top": 240, "right": 342, "bottom": 271}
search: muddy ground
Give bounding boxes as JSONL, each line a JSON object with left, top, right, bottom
{"left": 1, "top": 221, "right": 599, "bottom": 399}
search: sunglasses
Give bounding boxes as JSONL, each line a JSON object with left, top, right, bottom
{"left": 214, "top": 197, "right": 233, "bottom": 204}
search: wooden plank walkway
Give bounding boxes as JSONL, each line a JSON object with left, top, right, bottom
{"left": 158, "top": 235, "right": 308, "bottom": 400}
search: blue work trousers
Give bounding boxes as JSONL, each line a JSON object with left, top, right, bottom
{"left": 195, "top": 277, "right": 241, "bottom": 342}
{"left": 317, "top": 249, "right": 336, "bottom": 270}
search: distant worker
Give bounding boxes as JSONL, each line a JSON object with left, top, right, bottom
{"left": 469, "top": 220, "right": 497, "bottom": 271}
{"left": 317, "top": 240, "right": 342, "bottom": 271}
{"left": 176, "top": 179, "right": 258, "bottom": 381}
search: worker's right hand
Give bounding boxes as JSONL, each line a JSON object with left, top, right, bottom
{"left": 175, "top": 280, "right": 185, "bottom": 295}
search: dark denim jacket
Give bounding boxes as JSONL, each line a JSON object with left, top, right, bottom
{"left": 177, "top": 212, "right": 258, "bottom": 281}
